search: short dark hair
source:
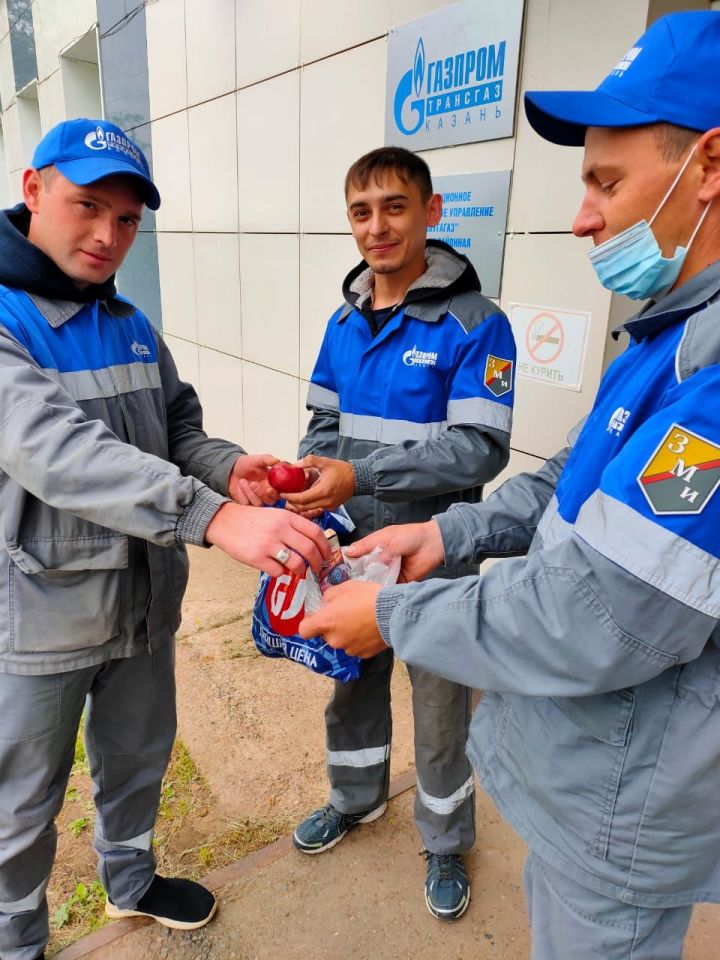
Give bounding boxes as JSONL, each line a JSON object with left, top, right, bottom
{"left": 39, "top": 165, "right": 58, "bottom": 189}
{"left": 345, "top": 147, "right": 433, "bottom": 202}
{"left": 652, "top": 122, "right": 699, "bottom": 162}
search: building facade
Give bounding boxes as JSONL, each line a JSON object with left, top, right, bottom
{"left": 0, "top": 0, "right": 716, "bottom": 485}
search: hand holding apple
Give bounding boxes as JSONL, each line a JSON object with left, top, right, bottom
{"left": 267, "top": 461, "right": 309, "bottom": 494}
{"left": 228, "top": 454, "right": 281, "bottom": 506}
{"left": 282, "top": 455, "right": 356, "bottom": 511}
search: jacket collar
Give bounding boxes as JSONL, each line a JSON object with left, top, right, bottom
{"left": 619, "top": 259, "right": 720, "bottom": 342}
{"left": 27, "top": 292, "right": 136, "bottom": 328}
{"left": 340, "top": 239, "right": 481, "bottom": 324}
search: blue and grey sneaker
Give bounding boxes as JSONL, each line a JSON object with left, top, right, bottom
{"left": 423, "top": 852, "right": 470, "bottom": 920}
{"left": 293, "top": 801, "right": 387, "bottom": 854}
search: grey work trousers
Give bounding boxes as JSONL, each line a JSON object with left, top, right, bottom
{"left": 325, "top": 647, "right": 475, "bottom": 854}
{"left": 524, "top": 852, "right": 694, "bottom": 960}
{"left": 0, "top": 642, "right": 176, "bottom": 960}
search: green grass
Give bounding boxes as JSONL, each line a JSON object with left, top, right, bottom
{"left": 51, "top": 880, "right": 106, "bottom": 933}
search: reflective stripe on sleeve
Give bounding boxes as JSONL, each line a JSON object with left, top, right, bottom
{"left": 307, "top": 383, "right": 340, "bottom": 410}
{"left": 42, "top": 362, "right": 161, "bottom": 401}
{"left": 339, "top": 405, "right": 509, "bottom": 445}
{"left": 447, "top": 397, "right": 511, "bottom": 433}
{"left": 575, "top": 489, "right": 720, "bottom": 618}
{"left": 327, "top": 745, "right": 390, "bottom": 768}
{"left": 536, "top": 495, "right": 574, "bottom": 550}
{"left": 416, "top": 774, "right": 475, "bottom": 816}
{"left": 339, "top": 413, "right": 446, "bottom": 444}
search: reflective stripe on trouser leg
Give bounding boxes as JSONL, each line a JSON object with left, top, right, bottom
{"left": 408, "top": 664, "right": 475, "bottom": 854}
{"left": 325, "top": 647, "right": 393, "bottom": 814}
{"left": 0, "top": 668, "right": 91, "bottom": 960}
{"left": 85, "top": 642, "right": 177, "bottom": 909}
{"left": 523, "top": 852, "right": 693, "bottom": 960}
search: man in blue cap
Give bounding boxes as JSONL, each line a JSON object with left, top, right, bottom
{"left": 299, "top": 11, "right": 720, "bottom": 958}
{"left": 0, "top": 118, "right": 330, "bottom": 960}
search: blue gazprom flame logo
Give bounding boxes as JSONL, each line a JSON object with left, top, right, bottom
{"left": 394, "top": 37, "right": 426, "bottom": 136}
{"left": 392, "top": 31, "right": 508, "bottom": 140}
{"left": 413, "top": 38, "right": 425, "bottom": 96}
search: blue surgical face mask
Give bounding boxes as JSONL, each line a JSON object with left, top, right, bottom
{"left": 587, "top": 144, "right": 712, "bottom": 300}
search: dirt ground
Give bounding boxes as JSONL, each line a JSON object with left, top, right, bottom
{"left": 49, "top": 546, "right": 720, "bottom": 959}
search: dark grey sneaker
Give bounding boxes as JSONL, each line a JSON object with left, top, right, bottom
{"left": 105, "top": 875, "right": 217, "bottom": 930}
{"left": 293, "top": 801, "right": 387, "bottom": 854}
{"left": 424, "top": 852, "right": 470, "bottom": 920}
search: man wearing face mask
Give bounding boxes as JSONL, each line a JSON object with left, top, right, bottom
{"left": 299, "top": 11, "right": 720, "bottom": 958}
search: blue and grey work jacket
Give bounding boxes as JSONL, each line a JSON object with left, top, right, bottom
{"left": 0, "top": 214, "right": 240, "bottom": 674}
{"left": 301, "top": 242, "right": 516, "bottom": 559}
{"left": 377, "top": 259, "right": 720, "bottom": 907}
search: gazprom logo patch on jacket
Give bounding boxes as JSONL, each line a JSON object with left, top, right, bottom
{"left": 607, "top": 406, "right": 631, "bottom": 437}
{"left": 638, "top": 424, "right": 720, "bottom": 515}
{"left": 131, "top": 340, "right": 152, "bottom": 358}
{"left": 403, "top": 344, "right": 438, "bottom": 367}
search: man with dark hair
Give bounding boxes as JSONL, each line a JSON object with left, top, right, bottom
{"left": 302, "top": 12, "right": 720, "bottom": 958}
{"left": 0, "top": 118, "right": 329, "bottom": 960}
{"left": 285, "top": 146, "right": 516, "bottom": 920}
{"left": 344, "top": 146, "right": 434, "bottom": 202}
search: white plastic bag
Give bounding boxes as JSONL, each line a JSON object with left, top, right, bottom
{"left": 304, "top": 546, "right": 401, "bottom": 614}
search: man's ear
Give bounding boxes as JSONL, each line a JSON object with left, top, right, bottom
{"left": 23, "top": 168, "right": 43, "bottom": 213}
{"left": 426, "top": 192, "right": 442, "bottom": 228}
{"left": 696, "top": 128, "right": 720, "bottom": 203}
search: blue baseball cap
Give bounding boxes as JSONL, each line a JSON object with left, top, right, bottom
{"left": 32, "top": 118, "right": 161, "bottom": 210}
{"left": 524, "top": 12, "right": 720, "bottom": 146}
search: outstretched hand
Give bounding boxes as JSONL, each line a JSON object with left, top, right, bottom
{"left": 205, "top": 502, "right": 330, "bottom": 577}
{"left": 228, "top": 454, "right": 281, "bottom": 506}
{"left": 299, "top": 580, "right": 388, "bottom": 659}
{"left": 346, "top": 520, "right": 444, "bottom": 583}
{"left": 283, "top": 455, "right": 355, "bottom": 512}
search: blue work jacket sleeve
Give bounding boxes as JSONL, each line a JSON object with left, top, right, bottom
{"left": 353, "top": 312, "right": 515, "bottom": 500}
{"left": 436, "top": 446, "right": 571, "bottom": 564}
{"left": 376, "top": 367, "right": 720, "bottom": 698}
{"left": 0, "top": 321, "right": 226, "bottom": 549}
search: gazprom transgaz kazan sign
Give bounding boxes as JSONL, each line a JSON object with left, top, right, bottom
{"left": 385, "top": 0, "right": 524, "bottom": 150}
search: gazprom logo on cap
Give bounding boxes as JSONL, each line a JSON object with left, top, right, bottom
{"left": 610, "top": 45, "right": 642, "bottom": 78}
{"left": 84, "top": 126, "right": 107, "bottom": 150}
{"left": 83, "top": 123, "right": 144, "bottom": 168}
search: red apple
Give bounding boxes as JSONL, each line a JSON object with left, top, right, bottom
{"left": 268, "top": 461, "right": 307, "bottom": 493}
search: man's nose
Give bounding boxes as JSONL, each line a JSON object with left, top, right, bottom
{"left": 368, "top": 211, "right": 388, "bottom": 235}
{"left": 94, "top": 217, "right": 117, "bottom": 248}
{"left": 572, "top": 193, "right": 604, "bottom": 238}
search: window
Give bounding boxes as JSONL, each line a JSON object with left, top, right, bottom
{"left": 61, "top": 29, "right": 102, "bottom": 120}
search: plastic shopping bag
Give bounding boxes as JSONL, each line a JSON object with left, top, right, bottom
{"left": 251, "top": 508, "right": 400, "bottom": 682}
{"left": 251, "top": 507, "right": 362, "bottom": 682}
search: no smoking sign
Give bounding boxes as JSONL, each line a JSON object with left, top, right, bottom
{"left": 510, "top": 303, "right": 590, "bottom": 391}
